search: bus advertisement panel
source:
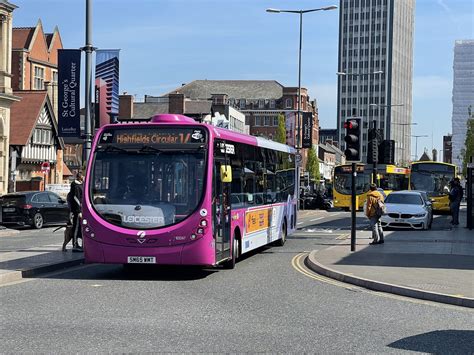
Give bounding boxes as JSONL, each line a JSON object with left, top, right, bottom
{"left": 83, "top": 114, "right": 297, "bottom": 268}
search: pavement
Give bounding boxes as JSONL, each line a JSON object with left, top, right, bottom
{"left": 0, "top": 227, "right": 84, "bottom": 285}
{"left": 306, "top": 207, "right": 474, "bottom": 308}
{"left": 1, "top": 209, "right": 473, "bottom": 309}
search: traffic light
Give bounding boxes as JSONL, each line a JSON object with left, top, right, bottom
{"left": 379, "top": 140, "right": 395, "bottom": 164}
{"left": 343, "top": 118, "right": 362, "bottom": 162}
{"left": 367, "top": 139, "right": 379, "bottom": 164}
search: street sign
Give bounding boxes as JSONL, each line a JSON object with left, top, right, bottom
{"left": 41, "top": 162, "right": 50, "bottom": 172}
{"left": 295, "top": 153, "right": 302, "bottom": 163}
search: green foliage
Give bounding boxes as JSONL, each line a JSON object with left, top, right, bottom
{"left": 275, "top": 114, "right": 286, "bottom": 144}
{"left": 305, "top": 146, "right": 320, "bottom": 181}
{"left": 461, "top": 116, "right": 474, "bottom": 176}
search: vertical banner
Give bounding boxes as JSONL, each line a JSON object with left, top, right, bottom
{"left": 285, "top": 112, "right": 295, "bottom": 147}
{"left": 58, "top": 49, "right": 81, "bottom": 137}
{"left": 302, "top": 112, "right": 313, "bottom": 148}
{"left": 95, "top": 49, "right": 120, "bottom": 127}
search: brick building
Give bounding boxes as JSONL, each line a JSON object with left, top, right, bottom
{"left": 9, "top": 19, "right": 66, "bottom": 189}
{"left": 164, "top": 80, "right": 319, "bottom": 168}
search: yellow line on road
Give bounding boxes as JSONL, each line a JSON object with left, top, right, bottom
{"left": 290, "top": 253, "right": 473, "bottom": 312}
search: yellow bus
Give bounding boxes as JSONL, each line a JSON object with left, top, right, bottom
{"left": 333, "top": 164, "right": 410, "bottom": 210}
{"left": 409, "top": 161, "right": 456, "bottom": 213}
{"left": 333, "top": 164, "right": 372, "bottom": 210}
{"left": 377, "top": 165, "right": 410, "bottom": 195}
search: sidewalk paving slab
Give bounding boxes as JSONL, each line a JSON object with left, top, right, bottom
{"left": 305, "top": 211, "right": 474, "bottom": 308}
{"left": 0, "top": 244, "right": 84, "bottom": 285}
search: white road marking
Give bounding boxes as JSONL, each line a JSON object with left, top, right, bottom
{"left": 310, "top": 217, "right": 325, "bottom": 222}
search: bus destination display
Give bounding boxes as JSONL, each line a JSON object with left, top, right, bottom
{"left": 99, "top": 128, "right": 206, "bottom": 145}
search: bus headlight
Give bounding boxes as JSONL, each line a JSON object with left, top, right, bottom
{"left": 200, "top": 220, "right": 207, "bottom": 227}
{"left": 190, "top": 234, "right": 197, "bottom": 240}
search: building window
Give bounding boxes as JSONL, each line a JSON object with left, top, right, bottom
{"left": 270, "top": 100, "right": 276, "bottom": 109}
{"left": 255, "top": 117, "right": 261, "bottom": 126}
{"left": 240, "top": 99, "right": 246, "bottom": 109}
{"left": 52, "top": 70, "right": 58, "bottom": 84}
{"left": 258, "top": 99, "right": 264, "bottom": 109}
{"left": 33, "top": 128, "right": 52, "bottom": 145}
{"left": 285, "top": 98, "right": 292, "bottom": 109}
{"left": 34, "top": 66, "right": 45, "bottom": 90}
{"left": 273, "top": 117, "right": 279, "bottom": 126}
{"left": 264, "top": 116, "right": 271, "bottom": 126}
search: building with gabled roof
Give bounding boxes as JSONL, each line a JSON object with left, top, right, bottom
{"left": 12, "top": 19, "right": 63, "bottom": 114}
{"left": 9, "top": 90, "right": 64, "bottom": 191}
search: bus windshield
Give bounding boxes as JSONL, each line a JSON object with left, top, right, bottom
{"left": 90, "top": 128, "right": 207, "bottom": 229}
{"left": 379, "top": 173, "right": 409, "bottom": 191}
{"left": 334, "top": 167, "right": 371, "bottom": 195}
{"left": 410, "top": 163, "right": 454, "bottom": 197}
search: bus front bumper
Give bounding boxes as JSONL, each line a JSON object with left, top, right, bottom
{"left": 84, "top": 237, "right": 215, "bottom": 266}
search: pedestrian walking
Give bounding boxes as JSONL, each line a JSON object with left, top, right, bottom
{"left": 67, "top": 171, "right": 84, "bottom": 252}
{"left": 449, "top": 177, "right": 463, "bottom": 226}
{"left": 366, "top": 183, "right": 385, "bottom": 245}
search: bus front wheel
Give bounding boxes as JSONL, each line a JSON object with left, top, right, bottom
{"left": 223, "top": 235, "right": 239, "bottom": 269}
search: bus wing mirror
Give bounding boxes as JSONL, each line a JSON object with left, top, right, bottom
{"left": 220, "top": 165, "right": 232, "bottom": 183}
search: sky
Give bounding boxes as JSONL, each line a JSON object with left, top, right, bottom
{"left": 11, "top": 0, "right": 474, "bottom": 159}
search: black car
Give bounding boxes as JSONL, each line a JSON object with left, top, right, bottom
{"left": 0, "top": 191, "right": 71, "bottom": 229}
{"left": 300, "top": 192, "right": 333, "bottom": 210}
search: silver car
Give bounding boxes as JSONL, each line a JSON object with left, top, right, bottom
{"left": 380, "top": 191, "right": 433, "bottom": 230}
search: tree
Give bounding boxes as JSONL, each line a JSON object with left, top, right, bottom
{"left": 275, "top": 114, "right": 286, "bottom": 144}
{"left": 306, "top": 146, "right": 320, "bottom": 182}
{"left": 461, "top": 107, "right": 474, "bottom": 176}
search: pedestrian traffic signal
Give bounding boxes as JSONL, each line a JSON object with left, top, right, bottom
{"left": 343, "top": 118, "right": 361, "bottom": 162}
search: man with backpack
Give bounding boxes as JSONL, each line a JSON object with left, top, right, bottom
{"left": 366, "top": 183, "right": 385, "bottom": 245}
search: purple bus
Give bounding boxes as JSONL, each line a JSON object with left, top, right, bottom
{"left": 83, "top": 114, "right": 297, "bottom": 268}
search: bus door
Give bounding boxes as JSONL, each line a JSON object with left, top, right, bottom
{"left": 213, "top": 141, "right": 232, "bottom": 263}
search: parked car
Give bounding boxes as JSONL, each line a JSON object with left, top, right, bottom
{"left": 0, "top": 191, "right": 71, "bottom": 229}
{"left": 380, "top": 191, "right": 433, "bottom": 230}
{"left": 300, "top": 192, "right": 333, "bottom": 210}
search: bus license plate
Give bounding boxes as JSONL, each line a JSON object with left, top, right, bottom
{"left": 127, "top": 256, "right": 156, "bottom": 264}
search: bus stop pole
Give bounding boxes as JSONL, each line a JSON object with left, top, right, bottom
{"left": 351, "top": 162, "right": 356, "bottom": 251}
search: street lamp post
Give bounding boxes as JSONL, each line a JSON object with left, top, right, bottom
{"left": 411, "top": 134, "right": 428, "bottom": 161}
{"left": 267, "top": 5, "right": 337, "bottom": 149}
{"left": 83, "top": 0, "right": 95, "bottom": 165}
